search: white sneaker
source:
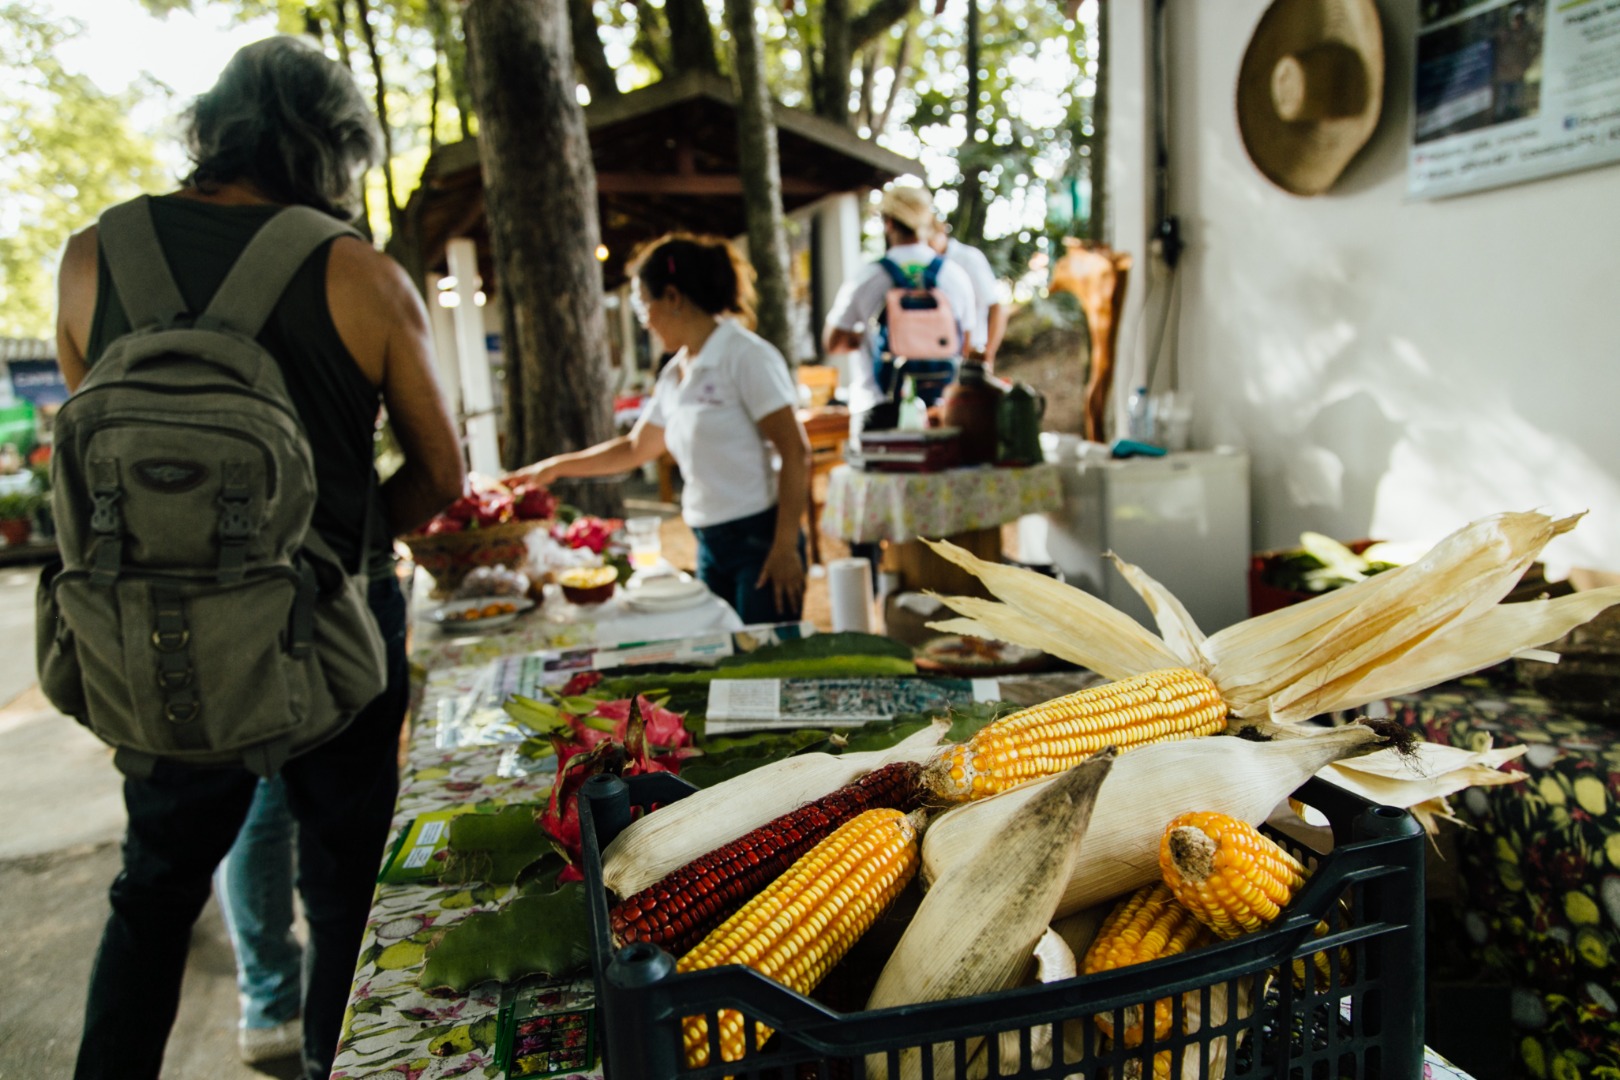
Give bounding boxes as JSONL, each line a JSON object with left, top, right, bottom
{"left": 238, "top": 1017, "right": 302, "bottom": 1065}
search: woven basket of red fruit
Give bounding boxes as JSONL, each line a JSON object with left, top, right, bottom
{"left": 402, "top": 485, "right": 557, "bottom": 597}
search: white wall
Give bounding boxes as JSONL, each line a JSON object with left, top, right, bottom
{"left": 1110, "top": 0, "right": 1620, "bottom": 576}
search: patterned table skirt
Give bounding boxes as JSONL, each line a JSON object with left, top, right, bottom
{"left": 1382, "top": 672, "right": 1620, "bottom": 1079}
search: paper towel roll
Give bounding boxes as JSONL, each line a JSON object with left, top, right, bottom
{"left": 827, "top": 557, "right": 875, "bottom": 633}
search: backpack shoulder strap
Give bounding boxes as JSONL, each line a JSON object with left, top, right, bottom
{"left": 97, "top": 196, "right": 188, "bottom": 330}
{"left": 877, "top": 257, "right": 915, "bottom": 290}
{"left": 922, "top": 256, "right": 945, "bottom": 290}
{"left": 202, "top": 206, "right": 360, "bottom": 337}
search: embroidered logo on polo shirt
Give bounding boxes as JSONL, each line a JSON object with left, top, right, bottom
{"left": 693, "top": 381, "right": 727, "bottom": 407}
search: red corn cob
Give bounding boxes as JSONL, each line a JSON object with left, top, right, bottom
{"left": 610, "top": 760, "right": 924, "bottom": 955}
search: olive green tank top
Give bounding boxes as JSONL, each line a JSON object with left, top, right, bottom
{"left": 85, "top": 195, "right": 392, "bottom": 575}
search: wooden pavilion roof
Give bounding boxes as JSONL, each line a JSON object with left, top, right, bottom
{"left": 401, "top": 71, "right": 922, "bottom": 291}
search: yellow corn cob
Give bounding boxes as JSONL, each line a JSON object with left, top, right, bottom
{"left": 1158, "top": 811, "right": 1307, "bottom": 937}
{"left": 677, "top": 807, "right": 919, "bottom": 1068}
{"left": 926, "top": 668, "right": 1227, "bottom": 801}
{"left": 1081, "top": 883, "right": 1213, "bottom": 1046}
{"left": 1159, "top": 810, "right": 1347, "bottom": 989}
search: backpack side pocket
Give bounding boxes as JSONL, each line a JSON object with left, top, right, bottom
{"left": 35, "top": 560, "right": 89, "bottom": 723}
{"left": 301, "top": 542, "right": 387, "bottom": 714}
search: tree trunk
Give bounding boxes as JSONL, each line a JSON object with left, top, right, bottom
{"left": 872, "top": 18, "right": 913, "bottom": 138}
{"left": 569, "top": 0, "right": 621, "bottom": 100}
{"left": 666, "top": 0, "right": 720, "bottom": 74}
{"left": 354, "top": 0, "right": 402, "bottom": 237}
{"left": 462, "top": 0, "right": 619, "bottom": 516}
{"left": 726, "top": 0, "right": 794, "bottom": 362}
{"left": 850, "top": 0, "right": 916, "bottom": 51}
{"left": 818, "top": 0, "right": 851, "bottom": 125}
{"left": 1086, "top": 0, "right": 1109, "bottom": 243}
{"left": 952, "top": 0, "right": 987, "bottom": 246}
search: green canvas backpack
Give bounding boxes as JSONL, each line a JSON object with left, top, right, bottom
{"left": 36, "top": 195, "right": 387, "bottom": 778}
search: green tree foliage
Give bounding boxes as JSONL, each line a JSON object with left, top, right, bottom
{"left": 904, "top": 0, "right": 1101, "bottom": 277}
{"left": 0, "top": 2, "right": 167, "bottom": 339}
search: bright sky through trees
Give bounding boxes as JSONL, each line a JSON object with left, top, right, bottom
{"left": 48, "top": 0, "right": 276, "bottom": 172}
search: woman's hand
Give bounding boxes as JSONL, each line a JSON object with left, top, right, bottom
{"left": 505, "top": 456, "right": 565, "bottom": 489}
{"left": 755, "top": 541, "right": 806, "bottom": 615}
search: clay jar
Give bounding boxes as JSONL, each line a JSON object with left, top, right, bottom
{"left": 940, "top": 362, "right": 1003, "bottom": 466}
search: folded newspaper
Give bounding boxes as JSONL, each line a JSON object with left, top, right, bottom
{"left": 705, "top": 677, "right": 1000, "bottom": 733}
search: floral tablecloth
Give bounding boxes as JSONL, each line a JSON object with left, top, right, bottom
{"left": 821, "top": 462, "right": 1061, "bottom": 544}
{"left": 331, "top": 586, "right": 743, "bottom": 1079}
{"left": 1381, "top": 673, "right": 1620, "bottom": 1080}
{"left": 332, "top": 663, "right": 567, "bottom": 1080}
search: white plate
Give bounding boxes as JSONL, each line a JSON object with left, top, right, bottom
{"left": 431, "top": 596, "right": 535, "bottom": 633}
{"left": 626, "top": 571, "right": 706, "bottom": 602}
{"left": 624, "top": 587, "right": 713, "bottom": 613}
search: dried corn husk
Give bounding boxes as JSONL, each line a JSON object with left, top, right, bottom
{"left": 1050, "top": 905, "right": 1108, "bottom": 965}
{"left": 1106, "top": 552, "right": 1207, "bottom": 665}
{"left": 1091, "top": 974, "right": 1251, "bottom": 1080}
{"left": 922, "top": 725, "right": 1384, "bottom": 916}
{"left": 926, "top": 512, "right": 1620, "bottom": 729}
{"left": 1320, "top": 738, "right": 1528, "bottom": 833}
{"left": 920, "top": 546, "right": 1187, "bottom": 678}
{"left": 866, "top": 751, "right": 1115, "bottom": 1080}
{"left": 600, "top": 721, "right": 945, "bottom": 898}
{"left": 976, "top": 929, "right": 1075, "bottom": 1078}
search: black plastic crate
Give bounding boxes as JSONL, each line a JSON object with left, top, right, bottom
{"left": 579, "top": 771, "right": 1425, "bottom": 1080}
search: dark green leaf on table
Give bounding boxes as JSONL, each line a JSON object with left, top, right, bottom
{"left": 437, "top": 804, "right": 551, "bottom": 885}
{"left": 418, "top": 884, "right": 590, "bottom": 994}
{"left": 715, "top": 631, "right": 914, "bottom": 666}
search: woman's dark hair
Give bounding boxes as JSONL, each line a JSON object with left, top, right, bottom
{"left": 182, "top": 35, "right": 382, "bottom": 220}
{"left": 628, "top": 233, "right": 758, "bottom": 329}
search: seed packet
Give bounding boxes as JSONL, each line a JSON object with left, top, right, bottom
{"left": 496, "top": 975, "right": 598, "bottom": 1078}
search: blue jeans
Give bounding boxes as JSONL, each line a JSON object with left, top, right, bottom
{"left": 213, "top": 776, "right": 302, "bottom": 1030}
{"left": 875, "top": 356, "right": 958, "bottom": 407}
{"left": 74, "top": 574, "right": 408, "bottom": 1080}
{"left": 694, "top": 505, "right": 805, "bottom": 625}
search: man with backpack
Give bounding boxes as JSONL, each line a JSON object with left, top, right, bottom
{"left": 49, "top": 36, "right": 464, "bottom": 1080}
{"left": 822, "top": 183, "right": 975, "bottom": 432}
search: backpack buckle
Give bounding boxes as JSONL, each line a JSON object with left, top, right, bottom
{"left": 90, "top": 489, "right": 123, "bottom": 535}
{"left": 165, "top": 701, "right": 199, "bottom": 724}
{"left": 157, "top": 666, "right": 193, "bottom": 690}
{"left": 152, "top": 628, "right": 190, "bottom": 651}
{"left": 218, "top": 497, "right": 254, "bottom": 540}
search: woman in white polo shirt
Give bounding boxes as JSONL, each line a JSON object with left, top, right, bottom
{"left": 509, "top": 234, "right": 811, "bottom": 621}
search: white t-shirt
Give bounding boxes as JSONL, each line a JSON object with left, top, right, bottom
{"left": 822, "top": 242, "right": 976, "bottom": 411}
{"left": 943, "top": 237, "right": 1000, "bottom": 351}
{"left": 641, "top": 319, "right": 799, "bottom": 529}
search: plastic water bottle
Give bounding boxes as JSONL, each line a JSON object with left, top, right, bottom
{"left": 1126, "top": 386, "right": 1155, "bottom": 443}
{"left": 898, "top": 377, "right": 927, "bottom": 431}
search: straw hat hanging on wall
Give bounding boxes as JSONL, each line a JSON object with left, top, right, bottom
{"left": 1236, "top": 0, "right": 1385, "bottom": 196}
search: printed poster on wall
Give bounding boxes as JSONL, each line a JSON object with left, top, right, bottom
{"left": 1409, "top": 0, "right": 1620, "bottom": 199}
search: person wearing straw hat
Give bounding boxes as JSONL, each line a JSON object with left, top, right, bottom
{"left": 822, "top": 183, "right": 975, "bottom": 425}
{"left": 1235, "top": 0, "right": 1385, "bottom": 196}
{"left": 926, "top": 212, "right": 1005, "bottom": 370}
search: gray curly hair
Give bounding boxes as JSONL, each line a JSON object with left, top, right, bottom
{"left": 183, "top": 35, "right": 382, "bottom": 220}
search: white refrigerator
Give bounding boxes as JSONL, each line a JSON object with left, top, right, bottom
{"left": 1036, "top": 447, "right": 1252, "bottom": 634}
